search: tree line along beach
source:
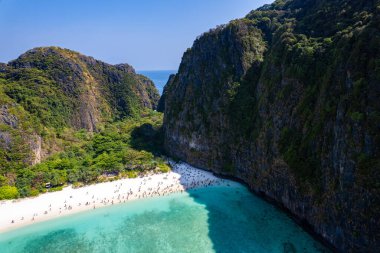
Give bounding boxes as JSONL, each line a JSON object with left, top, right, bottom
{"left": 0, "top": 162, "right": 230, "bottom": 233}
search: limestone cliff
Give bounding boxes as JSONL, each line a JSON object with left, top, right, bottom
{"left": 157, "top": 74, "right": 176, "bottom": 113}
{"left": 8, "top": 47, "right": 159, "bottom": 130}
{"left": 162, "top": 0, "right": 380, "bottom": 251}
{"left": 0, "top": 47, "right": 159, "bottom": 168}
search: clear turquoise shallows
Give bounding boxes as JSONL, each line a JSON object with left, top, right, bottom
{"left": 0, "top": 183, "right": 329, "bottom": 253}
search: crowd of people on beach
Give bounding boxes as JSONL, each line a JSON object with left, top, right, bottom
{"left": 6, "top": 163, "right": 230, "bottom": 226}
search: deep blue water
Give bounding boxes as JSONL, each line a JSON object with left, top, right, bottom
{"left": 0, "top": 183, "right": 330, "bottom": 253}
{"left": 139, "top": 70, "right": 176, "bottom": 95}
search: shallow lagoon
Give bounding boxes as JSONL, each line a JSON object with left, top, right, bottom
{"left": 0, "top": 183, "right": 329, "bottom": 253}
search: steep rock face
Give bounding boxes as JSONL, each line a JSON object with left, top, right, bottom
{"left": 0, "top": 63, "right": 7, "bottom": 71}
{"left": 157, "top": 74, "right": 176, "bottom": 112}
{"left": 163, "top": 0, "right": 380, "bottom": 252}
{"left": 0, "top": 47, "right": 160, "bottom": 168}
{"left": 135, "top": 74, "right": 161, "bottom": 110}
{"left": 8, "top": 47, "right": 159, "bottom": 131}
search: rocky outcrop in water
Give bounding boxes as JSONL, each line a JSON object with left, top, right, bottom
{"left": 162, "top": 0, "right": 380, "bottom": 251}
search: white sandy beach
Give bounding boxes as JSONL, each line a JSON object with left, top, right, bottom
{"left": 0, "top": 162, "right": 228, "bottom": 233}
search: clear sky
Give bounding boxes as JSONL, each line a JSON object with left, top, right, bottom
{"left": 0, "top": 0, "right": 273, "bottom": 70}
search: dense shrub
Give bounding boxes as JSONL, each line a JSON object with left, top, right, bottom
{"left": 0, "top": 186, "right": 19, "bottom": 200}
{"left": 0, "top": 108, "right": 169, "bottom": 199}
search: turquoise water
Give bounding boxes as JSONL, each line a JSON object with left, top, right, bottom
{"left": 139, "top": 70, "right": 176, "bottom": 94}
{"left": 0, "top": 184, "right": 329, "bottom": 253}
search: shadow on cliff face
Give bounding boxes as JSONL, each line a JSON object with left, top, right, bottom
{"left": 130, "top": 123, "right": 164, "bottom": 155}
{"left": 174, "top": 167, "right": 330, "bottom": 253}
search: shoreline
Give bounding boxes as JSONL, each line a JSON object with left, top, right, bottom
{"left": 0, "top": 161, "right": 335, "bottom": 252}
{"left": 182, "top": 163, "right": 337, "bottom": 253}
{"left": 0, "top": 162, "right": 228, "bottom": 234}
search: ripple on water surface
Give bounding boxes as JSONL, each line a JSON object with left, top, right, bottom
{"left": 0, "top": 184, "right": 330, "bottom": 253}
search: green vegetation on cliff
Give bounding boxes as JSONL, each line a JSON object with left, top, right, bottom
{"left": 162, "top": 0, "right": 380, "bottom": 251}
{"left": 13, "top": 111, "right": 167, "bottom": 198}
{"left": 0, "top": 47, "right": 165, "bottom": 199}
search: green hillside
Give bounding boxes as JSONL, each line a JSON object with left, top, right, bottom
{"left": 0, "top": 47, "right": 165, "bottom": 199}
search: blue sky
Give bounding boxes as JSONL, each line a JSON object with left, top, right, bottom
{"left": 0, "top": 0, "right": 273, "bottom": 70}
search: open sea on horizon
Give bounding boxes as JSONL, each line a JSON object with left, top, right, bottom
{"left": 138, "top": 70, "right": 176, "bottom": 95}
